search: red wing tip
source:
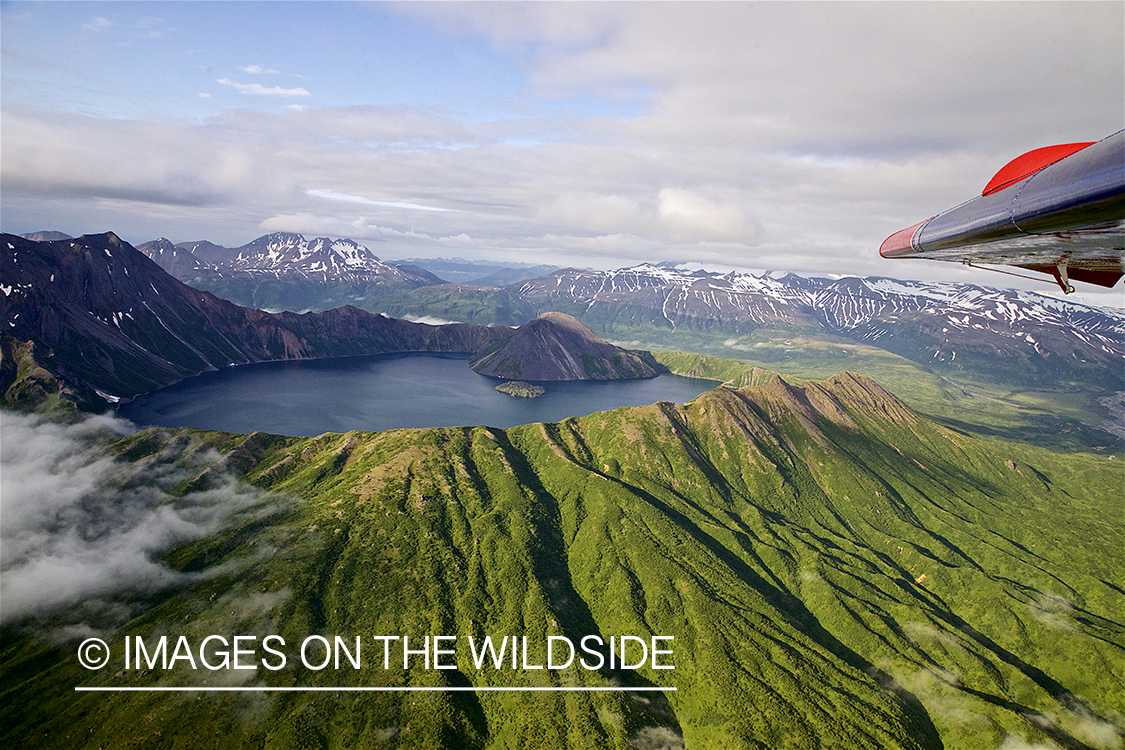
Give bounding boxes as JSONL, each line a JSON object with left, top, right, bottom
{"left": 981, "top": 142, "right": 1096, "bottom": 196}
{"left": 880, "top": 220, "right": 928, "bottom": 258}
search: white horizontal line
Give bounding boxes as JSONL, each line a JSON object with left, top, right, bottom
{"left": 76, "top": 686, "right": 676, "bottom": 693}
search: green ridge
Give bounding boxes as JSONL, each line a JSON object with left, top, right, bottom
{"left": 2, "top": 372, "right": 1122, "bottom": 749}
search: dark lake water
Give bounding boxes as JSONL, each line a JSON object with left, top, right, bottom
{"left": 119, "top": 354, "right": 719, "bottom": 437}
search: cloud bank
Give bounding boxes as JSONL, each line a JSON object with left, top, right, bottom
{"left": 0, "top": 413, "right": 273, "bottom": 625}
{"left": 1, "top": 2, "right": 1121, "bottom": 302}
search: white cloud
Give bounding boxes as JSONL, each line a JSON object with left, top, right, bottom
{"left": 1071, "top": 713, "right": 1124, "bottom": 749}
{"left": 0, "top": 413, "right": 276, "bottom": 625}
{"left": 997, "top": 737, "right": 1062, "bottom": 750}
{"left": 198, "top": 92, "right": 212, "bottom": 99}
{"left": 629, "top": 726, "right": 684, "bottom": 750}
{"left": 307, "top": 188, "right": 458, "bottom": 213}
{"left": 1028, "top": 591, "right": 1075, "bottom": 632}
{"left": 0, "top": 107, "right": 234, "bottom": 207}
{"left": 258, "top": 212, "right": 386, "bottom": 240}
{"left": 493, "top": 3, "right": 1121, "bottom": 153}
{"left": 82, "top": 16, "right": 112, "bottom": 33}
{"left": 239, "top": 64, "right": 280, "bottom": 75}
{"left": 539, "top": 191, "right": 646, "bottom": 235}
{"left": 216, "top": 78, "right": 310, "bottom": 97}
{"left": 657, "top": 188, "right": 759, "bottom": 243}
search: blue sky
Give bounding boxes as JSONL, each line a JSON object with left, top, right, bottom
{"left": 2, "top": 1, "right": 1123, "bottom": 304}
{"left": 3, "top": 3, "right": 562, "bottom": 120}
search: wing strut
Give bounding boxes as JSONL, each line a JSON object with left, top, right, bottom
{"left": 1049, "top": 261, "right": 1075, "bottom": 295}
{"left": 962, "top": 261, "right": 1070, "bottom": 289}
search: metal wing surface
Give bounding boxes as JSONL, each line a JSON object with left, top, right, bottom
{"left": 880, "top": 130, "right": 1124, "bottom": 293}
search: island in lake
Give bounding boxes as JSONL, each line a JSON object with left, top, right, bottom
{"left": 470, "top": 311, "right": 659, "bottom": 381}
{"left": 495, "top": 380, "right": 546, "bottom": 398}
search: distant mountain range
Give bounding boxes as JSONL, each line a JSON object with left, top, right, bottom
{"left": 390, "top": 257, "right": 563, "bottom": 286}
{"left": 0, "top": 233, "right": 655, "bottom": 408}
{"left": 384, "top": 263, "right": 1125, "bottom": 392}
{"left": 14, "top": 229, "right": 1125, "bottom": 393}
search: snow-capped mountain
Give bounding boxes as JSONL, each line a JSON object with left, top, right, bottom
{"left": 223, "top": 233, "right": 418, "bottom": 284}
{"left": 808, "top": 275, "right": 1123, "bottom": 361}
{"left": 513, "top": 264, "right": 1125, "bottom": 388}
{"left": 517, "top": 265, "right": 819, "bottom": 328}
{"left": 137, "top": 232, "right": 445, "bottom": 312}
{"left": 141, "top": 233, "right": 440, "bottom": 286}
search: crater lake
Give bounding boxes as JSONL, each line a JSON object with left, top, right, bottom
{"left": 119, "top": 353, "right": 719, "bottom": 437}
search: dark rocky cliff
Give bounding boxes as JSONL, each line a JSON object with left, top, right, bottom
{"left": 1, "top": 232, "right": 511, "bottom": 404}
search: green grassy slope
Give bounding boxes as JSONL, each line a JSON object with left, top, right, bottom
{"left": 3, "top": 373, "right": 1122, "bottom": 749}
{"left": 647, "top": 339, "right": 1123, "bottom": 452}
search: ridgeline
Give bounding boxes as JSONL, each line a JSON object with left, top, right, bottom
{"left": 2, "top": 372, "right": 1121, "bottom": 749}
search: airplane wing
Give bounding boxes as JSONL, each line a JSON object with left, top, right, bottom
{"left": 880, "top": 130, "right": 1124, "bottom": 293}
